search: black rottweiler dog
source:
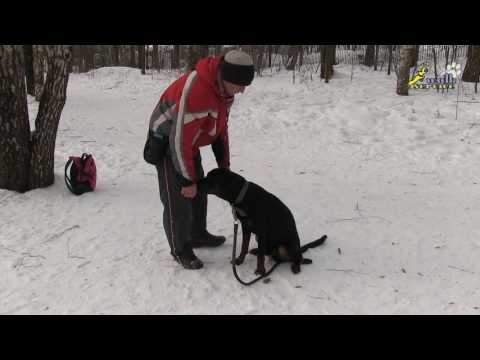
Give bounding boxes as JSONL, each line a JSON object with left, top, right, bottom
{"left": 198, "top": 168, "right": 327, "bottom": 275}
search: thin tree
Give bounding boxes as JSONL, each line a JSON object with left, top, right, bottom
{"left": 159, "top": 47, "right": 165, "bottom": 69}
{"left": 99, "top": 46, "right": 109, "bottom": 67}
{"left": 286, "top": 45, "right": 300, "bottom": 71}
{"left": 387, "top": 45, "right": 393, "bottom": 75}
{"left": 396, "top": 45, "right": 415, "bottom": 95}
{"left": 432, "top": 46, "right": 439, "bottom": 93}
{"left": 364, "top": 45, "right": 375, "bottom": 67}
{"left": 268, "top": 45, "right": 272, "bottom": 68}
{"left": 445, "top": 45, "right": 450, "bottom": 69}
{"left": 0, "top": 45, "right": 71, "bottom": 192}
{"left": 152, "top": 45, "right": 159, "bottom": 70}
{"left": 187, "top": 45, "right": 208, "bottom": 71}
{"left": 85, "top": 45, "right": 95, "bottom": 72}
{"left": 138, "top": 45, "right": 146, "bottom": 74}
{"left": 299, "top": 45, "right": 304, "bottom": 67}
{"left": 112, "top": 45, "right": 120, "bottom": 66}
{"left": 410, "top": 45, "right": 419, "bottom": 68}
{"left": 129, "top": 46, "right": 136, "bottom": 68}
{"left": 172, "top": 45, "right": 180, "bottom": 69}
{"left": 254, "top": 45, "right": 265, "bottom": 75}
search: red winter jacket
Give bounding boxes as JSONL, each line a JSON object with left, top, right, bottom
{"left": 148, "top": 54, "right": 234, "bottom": 186}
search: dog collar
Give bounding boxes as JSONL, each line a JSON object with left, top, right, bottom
{"left": 234, "top": 180, "right": 249, "bottom": 205}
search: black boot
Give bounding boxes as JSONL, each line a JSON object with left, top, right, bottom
{"left": 172, "top": 247, "right": 204, "bottom": 270}
{"left": 191, "top": 231, "right": 226, "bottom": 248}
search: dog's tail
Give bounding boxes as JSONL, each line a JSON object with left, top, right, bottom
{"left": 300, "top": 235, "right": 327, "bottom": 254}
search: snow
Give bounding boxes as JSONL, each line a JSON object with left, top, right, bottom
{"left": 1, "top": 64, "right": 480, "bottom": 314}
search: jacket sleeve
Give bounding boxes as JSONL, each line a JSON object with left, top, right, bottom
{"left": 169, "top": 116, "right": 204, "bottom": 186}
{"left": 211, "top": 124, "right": 230, "bottom": 169}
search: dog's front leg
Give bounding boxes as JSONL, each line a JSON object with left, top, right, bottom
{"left": 234, "top": 221, "right": 251, "bottom": 265}
{"left": 255, "top": 253, "right": 266, "bottom": 276}
{"left": 254, "top": 230, "right": 267, "bottom": 276}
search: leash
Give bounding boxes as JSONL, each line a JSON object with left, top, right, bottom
{"left": 231, "top": 206, "right": 281, "bottom": 286}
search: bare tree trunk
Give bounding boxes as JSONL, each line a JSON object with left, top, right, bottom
{"left": 321, "top": 45, "right": 335, "bottom": 81}
{"left": 23, "top": 45, "right": 35, "bottom": 96}
{"left": 172, "top": 45, "right": 180, "bottom": 69}
{"left": 33, "top": 45, "right": 45, "bottom": 101}
{"left": 0, "top": 45, "right": 71, "bottom": 191}
{"left": 432, "top": 46, "right": 439, "bottom": 93}
{"left": 268, "top": 45, "right": 272, "bottom": 68}
{"left": 152, "top": 45, "right": 159, "bottom": 70}
{"left": 410, "top": 45, "right": 419, "bottom": 68}
{"left": 138, "top": 45, "right": 146, "bottom": 74}
{"left": 29, "top": 46, "right": 71, "bottom": 189}
{"left": 99, "top": 46, "right": 109, "bottom": 67}
{"left": 159, "top": 47, "right": 165, "bottom": 69}
{"left": 0, "top": 45, "right": 31, "bottom": 192}
{"left": 462, "top": 45, "right": 480, "bottom": 83}
{"left": 397, "top": 45, "right": 415, "bottom": 96}
{"left": 187, "top": 45, "right": 198, "bottom": 71}
{"left": 286, "top": 45, "right": 300, "bottom": 71}
{"left": 119, "top": 46, "right": 126, "bottom": 66}
{"left": 299, "top": 45, "right": 304, "bottom": 67}
{"left": 374, "top": 45, "right": 379, "bottom": 71}
{"left": 112, "top": 45, "right": 120, "bottom": 66}
{"left": 187, "top": 45, "right": 208, "bottom": 71}
{"left": 67, "top": 45, "right": 74, "bottom": 73}
{"left": 387, "top": 45, "right": 393, "bottom": 75}
{"left": 84, "top": 45, "right": 95, "bottom": 71}
{"left": 79, "top": 46, "right": 86, "bottom": 72}
{"left": 364, "top": 45, "right": 375, "bottom": 67}
{"left": 129, "top": 46, "right": 136, "bottom": 68}
{"left": 255, "top": 45, "right": 265, "bottom": 75}
{"left": 445, "top": 45, "right": 450, "bottom": 70}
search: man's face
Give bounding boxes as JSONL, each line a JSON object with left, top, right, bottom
{"left": 223, "top": 80, "right": 247, "bottom": 96}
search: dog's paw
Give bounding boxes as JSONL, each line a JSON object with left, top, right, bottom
{"left": 255, "top": 267, "right": 266, "bottom": 276}
{"left": 302, "top": 258, "right": 312, "bottom": 265}
{"left": 249, "top": 248, "right": 259, "bottom": 256}
{"left": 233, "top": 256, "right": 245, "bottom": 265}
{"left": 291, "top": 263, "right": 301, "bottom": 274}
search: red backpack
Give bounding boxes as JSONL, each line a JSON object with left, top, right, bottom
{"left": 64, "top": 153, "right": 97, "bottom": 195}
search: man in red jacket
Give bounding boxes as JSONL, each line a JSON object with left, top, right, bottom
{"left": 147, "top": 49, "right": 255, "bottom": 269}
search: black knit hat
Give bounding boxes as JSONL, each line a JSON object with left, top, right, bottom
{"left": 220, "top": 50, "right": 255, "bottom": 86}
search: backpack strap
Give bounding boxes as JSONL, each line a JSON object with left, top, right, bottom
{"left": 64, "top": 158, "right": 75, "bottom": 194}
{"left": 80, "top": 153, "right": 90, "bottom": 165}
{"left": 64, "top": 158, "right": 84, "bottom": 196}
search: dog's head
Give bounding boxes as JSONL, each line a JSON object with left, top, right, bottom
{"left": 197, "top": 168, "right": 246, "bottom": 203}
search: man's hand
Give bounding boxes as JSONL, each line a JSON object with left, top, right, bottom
{"left": 181, "top": 183, "right": 197, "bottom": 198}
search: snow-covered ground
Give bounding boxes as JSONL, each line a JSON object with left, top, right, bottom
{"left": 1, "top": 64, "right": 480, "bottom": 314}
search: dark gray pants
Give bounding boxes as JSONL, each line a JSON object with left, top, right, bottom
{"left": 156, "top": 154, "right": 207, "bottom": 255}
